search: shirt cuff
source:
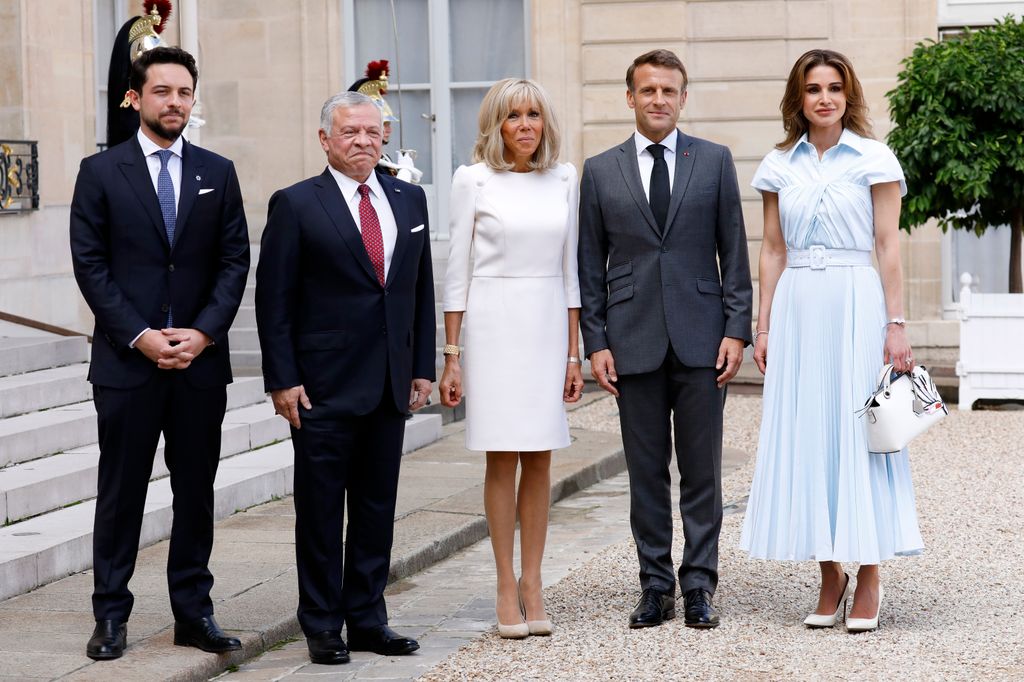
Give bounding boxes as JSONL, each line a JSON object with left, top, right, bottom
{"left": 129, "top": 328, "right": 150, "bottom": 349}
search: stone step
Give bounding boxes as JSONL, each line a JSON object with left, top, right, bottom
{"left": 228, "top": 327, "right": 261, "bottom": 352}
{"left": 0, "top": 390, "right": 282, "bottom": 525}
{"left": 230, "top": 350, "right": 263, "bottom": 376}
{"left": 0, "top": 336, "right": 89, "bottom": 378}
{"left": 242, "top": 285, "right": 256, "bottom": 306}
{"left": 234, "top": 305, "right": 256, "bottom": 328}
{"left": 0, "top": 363, "right": 91, "bottom": 419}
{"left": 0, "top": 377, "right": 267, "bottom": 470}
{"left": 0, "top": 412, "right": 441, "bottom": 603}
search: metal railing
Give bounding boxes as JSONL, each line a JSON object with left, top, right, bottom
{"left": 0, "top": 140, "right": 39, "bottom": 213}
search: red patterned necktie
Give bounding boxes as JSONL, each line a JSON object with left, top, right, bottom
{"left": 357, "top": 184, "right": 385, "bottom": 285}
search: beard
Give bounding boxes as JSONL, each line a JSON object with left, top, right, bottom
{"left": 142, "top": 109, "right": 188, "bottom": 142}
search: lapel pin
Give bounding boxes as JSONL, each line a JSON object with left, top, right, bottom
{"left": 394, "top": 187, "right": 401, "bottom": 193}
{"left": 196, "top": 175, "right": 201, "bottom": 181}
{"left": 683, "top": 151, "right": 690, "bottom": 157}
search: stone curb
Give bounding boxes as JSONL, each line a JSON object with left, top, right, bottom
{"left": 58, "top": 427, "right": 626, "bottom": 682}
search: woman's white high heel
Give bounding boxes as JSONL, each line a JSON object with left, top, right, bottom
{"left": 847, "top": 583, "right": 883, "bottom": 633}
{"left": 804, "top": 573, "right": 851, "bottom": 628}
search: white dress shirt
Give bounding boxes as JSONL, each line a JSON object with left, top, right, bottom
{"left": 634, "top": 128, "right": 678, "bottom": 200}
{"left": 130, "top": 129, "right": 185, "bottom": 347}
{"left": 137, "top": 128, "right": 183, "bottom": 208}
{"left": 328, "top": 166, "right": 398, "bottom": 281}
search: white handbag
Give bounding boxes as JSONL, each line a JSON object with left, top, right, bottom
{"left": 857, "top": 364, "right": 948, "bottom": 453}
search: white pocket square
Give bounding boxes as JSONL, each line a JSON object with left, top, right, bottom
{"left": 198, "top": 188, "right": 215, "bottom": 195}
{"left": 410, "top": 224, "right": 425, "bottom": 233}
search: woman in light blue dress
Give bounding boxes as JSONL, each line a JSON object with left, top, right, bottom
{"left": 739, "top": 50, "right": 923, "bottom": 633}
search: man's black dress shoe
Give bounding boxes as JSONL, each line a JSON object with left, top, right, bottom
{"left": 628, "top": 588, "right": 676, "bottom": 628}
{"left": 86, "top": 619, "right": 127, "bottom": 660}
{"left": 683, "top": 588, "right": 720, "bottom": 628}
{"left": 347, "top": 624, "right": 420, "bottom": 655}
{"left": 173, "top": 615, "right": 242, "bottom": 653}
{"left": 306, "top": 630, "right": 350, "bottom": 665}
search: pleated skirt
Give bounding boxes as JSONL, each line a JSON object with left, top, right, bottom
{"left": 739, "top": 265, "right": 923, "bottom": 563}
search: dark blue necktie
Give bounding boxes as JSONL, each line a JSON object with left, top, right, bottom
{"left": 155, "top": 149, "right": 177, "bottom": 246}
{"left": 647, "top": 143, "right": 669, "bottom": 231}
{"left": 155, "top": 149, "right": 176, "bottom": 326}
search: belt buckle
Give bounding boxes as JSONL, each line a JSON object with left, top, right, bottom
{"left": 809, "top": 245, "right": 826, "bottom": 270}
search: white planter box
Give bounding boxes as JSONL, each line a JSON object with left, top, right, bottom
{"left": 956, "top": 273, "right": 1024, "bottom": 409}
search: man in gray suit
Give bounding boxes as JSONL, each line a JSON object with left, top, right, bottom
{"left": 578, "top": 49, "right": 752, "bottom": 630}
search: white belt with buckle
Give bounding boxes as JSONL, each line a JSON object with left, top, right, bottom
{"left": 787, "top": 246, "right": 871, "bottom": 270}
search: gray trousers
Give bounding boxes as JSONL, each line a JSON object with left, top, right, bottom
{"left": 615, "top": 349, "right": 724, "bottom": 596}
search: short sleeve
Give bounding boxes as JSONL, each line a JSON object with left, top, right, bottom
{"left": 751, "top": 152, "right": 783, "bottom": 193}
{"left": 442, "top": 165, "right": 477, "bottom": 312}
{"left": 863, "top": 143, "right": 907, "bottom": 197}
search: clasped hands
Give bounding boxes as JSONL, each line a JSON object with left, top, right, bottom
{"left": 136, "top": 328, "right": 211, "bottom": 370}
{"left": 591, "top": 337, "right": 745, "bottom": 395}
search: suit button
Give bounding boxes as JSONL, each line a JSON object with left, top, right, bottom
{"left": 661, "top": 247, "right": 668, "bottom": 253}
{"left": 161, "top": 304, "right": 169, "bottom": 313}
{"left": 168, "top": 264, "right": 175, "bottom": 272}
{"left": 382, "top": 326, "right": 387, "bottom": 335}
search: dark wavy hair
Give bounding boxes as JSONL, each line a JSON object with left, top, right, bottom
{"left": 776, "top": 49, "right": 872, "bottom": 151}
{"left": 129, "top": 46, "right": 198, "bottom": 94}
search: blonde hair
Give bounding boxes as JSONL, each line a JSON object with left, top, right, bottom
{"left": 472, "top": 78, "right": 562, "bottom": 171}
{"left": 777, "top": 49, "right": 874, "bottom": 151}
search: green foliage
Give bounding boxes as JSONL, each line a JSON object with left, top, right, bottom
{"left": 887, "top": 16, "right": 1024, "bottom": 235}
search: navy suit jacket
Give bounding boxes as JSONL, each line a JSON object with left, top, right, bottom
{"left": 70, "top": 136, "right": 250, "bottom": 389}
{"left": 255, "top": 168, "right": 436, "bottom": 418}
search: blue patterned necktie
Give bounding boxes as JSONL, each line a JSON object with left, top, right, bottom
{"left": 155, "top": 149, "right": 177, "bottom": 246}
{"left": 155, "top": 149, "right": 176, "bottom": 326}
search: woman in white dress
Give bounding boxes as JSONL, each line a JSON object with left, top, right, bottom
{"left": 439, "top": 79, "right": 584, "bottom": 638}
{"left": 739, "top": 50, "right": 923, "bottom": 633}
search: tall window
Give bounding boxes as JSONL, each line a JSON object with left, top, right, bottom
{"left": 345, "top": 0, "right": 528, "bottom": 236}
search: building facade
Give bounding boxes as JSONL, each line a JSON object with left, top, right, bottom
{"left": 1, "top": 0, "right": 1021, "bottom": 362}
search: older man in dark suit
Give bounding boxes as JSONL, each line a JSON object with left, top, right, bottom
{"left": 578, "top": 49, "right": 752, "bottom": 630}
{"left": 256, "top": 91, "right": 435, "bottom": 665}
{"left": 70, "top": 47, "right": 249, "bottom": 660}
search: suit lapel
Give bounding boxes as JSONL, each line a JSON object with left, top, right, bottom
{"left": 663, "top": 130, "right": 695, "bottom": 238}
{"left": 313, "top": 169, "right": 380, "bottom": 285}
{"left": 615, "top": 137, "right": 661, "bottom": 238}
{"left": 379, "top": 172, "right": 410, "bottom": 287}
{"left": 172, "top": 141, "right": 204, "bottom": 251}
{"left": 117, "top": 138, "right": 169, "bottom": 249}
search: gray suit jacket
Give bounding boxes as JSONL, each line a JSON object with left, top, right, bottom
{"left": 578, "top": 131, "right": 752, "bottom": 375}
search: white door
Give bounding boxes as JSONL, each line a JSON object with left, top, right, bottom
{"left": 344, "top": 0, "right": 528, "bottom": 238}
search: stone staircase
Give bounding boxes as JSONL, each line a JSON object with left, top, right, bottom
{"left": 0, "top": 318, "right": 442, "bottom": 603}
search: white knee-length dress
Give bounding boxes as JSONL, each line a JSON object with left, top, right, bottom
{"left": 443, "top": 162, "right": 581, "bottom": 452}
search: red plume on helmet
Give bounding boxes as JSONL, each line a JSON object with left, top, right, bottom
{"left": 365, "top": 60, "right": 390, "bottom": 94}
{"left": 143, "top": 0, "right": 173, "bottom": 34}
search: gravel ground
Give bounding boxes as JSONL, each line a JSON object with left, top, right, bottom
{"left": 424, "top": 394, "right": 1024, "bottom": 681}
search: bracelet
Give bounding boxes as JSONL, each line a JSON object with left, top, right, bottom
{"left": 754, "top": 330, "right": 769, "bottom": 340}
{"left": 442, "top": 344, "right": 461, "bottom": 357}
{"left": 885, "top": 317, "right": 907, "bottom": 328}
{"left": 567, "top": 356, "right": 582, "bottom": 365}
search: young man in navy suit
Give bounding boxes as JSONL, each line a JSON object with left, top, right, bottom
{"left": 70, "top": 47, "right": 249, "bottom": 660}
{"left": 256, "top": 91, "right": 435, "bottom": 665}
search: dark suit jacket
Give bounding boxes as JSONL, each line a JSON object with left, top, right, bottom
{"left": 255, "top": 168, "right": 436, "bottom": 418}
{"left": 578, "top": 130, "right": 752, "bottom": 374}
{"left": 70, "top": 136, "right": 250, "bottom": 389}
